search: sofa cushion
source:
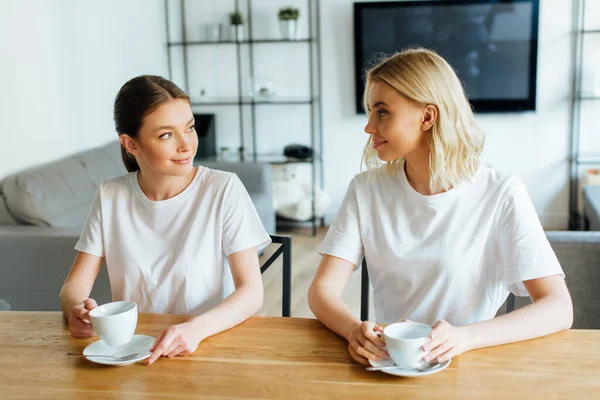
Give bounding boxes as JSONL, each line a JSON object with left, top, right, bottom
{"left": 0, "top": 194, "right": 18, "bottom": 225}
{"left": 2, "top": 142, "right": 126, "bottom": 227}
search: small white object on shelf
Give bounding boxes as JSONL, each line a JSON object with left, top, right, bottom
{"left": 584, "top": 169, "right": 600, "bottom": 186}
{"left": 230, "top": 25, "right": 244, "bottom": 41}
{"left": 279, "top": 20, "right": 298, "bottom": 41}
{"left": 251, "top": 75, "right": 276, "bottom": 99}
{"left": 206, "top": 23, "right": 222, "bottom": 42}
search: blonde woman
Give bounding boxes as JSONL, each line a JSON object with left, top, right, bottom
{"left": 308, "top": 48, "right": 573, "bottom": 366}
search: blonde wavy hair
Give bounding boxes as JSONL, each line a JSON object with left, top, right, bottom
{"left": 361, "top": 47, "right": 485, "bottom": 192}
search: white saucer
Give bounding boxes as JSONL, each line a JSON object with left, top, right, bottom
{"left": 369, "top": 358, "right": 451, "bottom": 377}
{"left": 83, "top": 334, "right": 155, "bottom": 366}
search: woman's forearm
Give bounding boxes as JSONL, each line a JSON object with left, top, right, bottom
{"left": 188, "top": 282, "right": 264, "bottom": 341}
{"left": 308, "top": 286, "right": 362, "bottom": 340}
{"left": 59, "top": 283, "right": 92, "bottom": 319}
{"left": 465, "top": 292, "right": 573, "bottom": 351}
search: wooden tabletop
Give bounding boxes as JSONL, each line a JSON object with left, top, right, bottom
{"left": 0, "top": 312, "right": 598, "bottom": 399}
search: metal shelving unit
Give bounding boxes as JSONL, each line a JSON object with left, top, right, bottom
{"left": 569, "top": 0, "right": 600, "bottom": 230}
{"left": 164, "top": 0, "right": 324, "bottom": 236}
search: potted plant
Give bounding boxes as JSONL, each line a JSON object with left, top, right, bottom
{"left": 229, "top": 10, "right": 244, "bottom": 41}
{"left": 278, "top": 7, "right": 300, "bottom": 40}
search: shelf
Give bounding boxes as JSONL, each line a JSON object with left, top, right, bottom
{"left": 581, "top": 29, "right": 600, "bottom": 34}
{"left": 195, "top": 153, "right": 321, "bottom": 165}
{"left": 168, "top": 38, "right": 312, "bottom": 46}
{"left": 191, "top": 97, "right": 317, "bottom": 106}
{"left": 165, "top": 0, "right": 323, "bottom": 237}
{"left": 579, "top": 95, "right": 600, "bottom": 100}
{"left": 576, "top": 154, "right": 600, "bottom": 165}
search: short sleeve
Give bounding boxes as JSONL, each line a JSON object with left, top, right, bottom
{"left": 74, "top": 189, "right": 105, "bottom": 257}
{"left": 222, "top": 174, "right": 271, "bottom": 256}
{"left": 319, "top": 179, "right": 364, "bottom": 270}
{"left": 498, "top": 180, "right": 564, "bottom": 296}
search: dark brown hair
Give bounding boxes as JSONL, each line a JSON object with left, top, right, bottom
{"left": 114, "top": 75, "right": 190, "bottom": 172}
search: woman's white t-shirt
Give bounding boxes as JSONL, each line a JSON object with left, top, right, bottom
{"left": 75, "top": 167, "right": 271, "bottom": 315}
{"left": 320, "top": 163, "right": 564, "bottom": 326}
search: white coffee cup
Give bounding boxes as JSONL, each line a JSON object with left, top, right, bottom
{"left": 89, "top": 301, "right": 138, "bottom": 346}
{"left": 383, "top": 321, "right": 432, "bottom": 369}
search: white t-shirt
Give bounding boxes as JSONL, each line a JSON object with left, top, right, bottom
{"left": 75, "top": 167, "right": 271, "bottom": 315}
{"left": 320, "top": 162, "right": 564, "bottom": 326}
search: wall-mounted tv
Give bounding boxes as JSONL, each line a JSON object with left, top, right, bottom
{"left": 354, "top": 0, "right": 540, "bottom": 113}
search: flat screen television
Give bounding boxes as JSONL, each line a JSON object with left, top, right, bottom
{"left": 354, "top": 0, "right": 540, "bottom": 113}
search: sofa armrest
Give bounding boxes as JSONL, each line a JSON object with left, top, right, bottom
{"left": 545, "top": 231, "right": 600, "bottom": 328}
{"left": 497, "top": 231, "right": 600, "bottom": 328}
{"left": 0, "top": 226, "right": 111, "bottom": 311}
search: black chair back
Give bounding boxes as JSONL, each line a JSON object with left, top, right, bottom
{"left": 261, "top": 235, "right": 292, "bottom": 317}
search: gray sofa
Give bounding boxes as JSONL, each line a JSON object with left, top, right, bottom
{"left": 496, "top": 231, "right": 600, "bottom": 329}
{"left": 0, "top": 141, "right": 275, "bottom": 311}
{"left": 583, "top": 186, "right": 600, "bottom": 231}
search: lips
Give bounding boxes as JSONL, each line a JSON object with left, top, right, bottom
{"left": 372, "top": 140, "right": 387, "bottom": 150}
{"left": 172, "top": 157, "right": 191, "bottom": 164}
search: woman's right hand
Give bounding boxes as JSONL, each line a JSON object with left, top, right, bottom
{"left": 68, "top": 298, "right": 98, "bottom": 339}
{"left": 346, "top": 321, "right": 389, "bottom": 366}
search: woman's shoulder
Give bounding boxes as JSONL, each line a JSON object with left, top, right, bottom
{"left": 197, "top": 166, "right": 237, "bottom": 186}
{"left": 474, "top": 164, "right": 526, "bottom": 200}
{"left": 97, "top": 172, "right": 136, "bottom": 197}
{"left": 350, "top": 165, "right": 393, "bottom": 189}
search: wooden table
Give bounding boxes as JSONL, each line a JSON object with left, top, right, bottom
{"left": 0, "top": 312, "right": 598, "bottom": 399}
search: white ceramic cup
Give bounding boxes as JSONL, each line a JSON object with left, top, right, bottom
{"left": 382, "top": 322, "right": 432, "bottom": 369}
{"left": 89, "top": 301, "right": 138, "bottom": 346}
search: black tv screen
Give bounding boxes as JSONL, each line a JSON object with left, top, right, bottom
{"left": 354, "top": 0, "right": 540, "bottom": 113}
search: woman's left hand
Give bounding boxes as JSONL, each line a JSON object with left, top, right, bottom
{"left": 421, "top": 320, "right": 472, "bottom": 363}
{"left": 147, "top": 321, "right": 203, "bottom": 365}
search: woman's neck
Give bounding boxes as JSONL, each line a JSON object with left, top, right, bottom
{"left": 404, "top": 150, "right": 448, "bottom": 196}
{"left": 137, "top": 167, "right": 198, "bottom": 201}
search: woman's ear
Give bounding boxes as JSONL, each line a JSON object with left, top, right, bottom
{"left": 119, "top": 134, "right": 139, "bottom": 156}
{"left": 421, "top": 104, "right": 438, "bottom": 131}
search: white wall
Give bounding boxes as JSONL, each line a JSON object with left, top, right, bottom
{"left": 0, "top": 0, "right": 168, "bottom": 180}
{"left": 320, "top": 0, "right": 577, "bottom": 229}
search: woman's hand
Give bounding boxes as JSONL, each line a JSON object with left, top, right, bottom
{"left": 422, "top": 320, "right": 472, "bottom": 363}
{"left": 346, "top": 321, "right": 389, "bottom": 366}
{"left": 147, "top": 321, "right": 203, "bottom": 365}
{"left": 68, "top": 298, "right": 98, "bottom": 339}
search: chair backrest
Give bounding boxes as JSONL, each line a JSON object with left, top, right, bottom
{"left": 261, "top": 235, "right": 292, "bottom": 317}
{"left": 360, "top": 260, "right": 370, "bottom": 322}
{"left": 360, "top": 231, "right": 600, "bottom": 328}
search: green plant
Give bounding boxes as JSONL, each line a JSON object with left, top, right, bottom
{"left": 278, "top": 7, "right": 299, "bottom": 21}
{"left": 229, "top": 11, "right": 244, "bottom": 25}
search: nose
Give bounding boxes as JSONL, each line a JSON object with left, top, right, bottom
{"left": 177, "top": 132, "right": 192, "bottom": 153}
{"left": 364, "top": 116, "right": 376, "bottom": 135}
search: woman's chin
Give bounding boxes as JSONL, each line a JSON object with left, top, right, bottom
{"left": 165, "top": 163, "right": 194, "bottom": 176}
{"left": 375, "top": 151, "right": 394, "bottom": 162}
{"left": 375, "top": 148, "right": 404, "bottom": 163}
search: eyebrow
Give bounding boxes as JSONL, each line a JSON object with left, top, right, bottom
{"left": 154, "top": 117, "right": 195, "bottom": 132}
{"left": 367, "top": 101, "right": 387, "bottom": 110}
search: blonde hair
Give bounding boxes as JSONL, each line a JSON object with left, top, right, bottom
{"left": 361, "top": 47, "right": 485, "bottom": 192}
